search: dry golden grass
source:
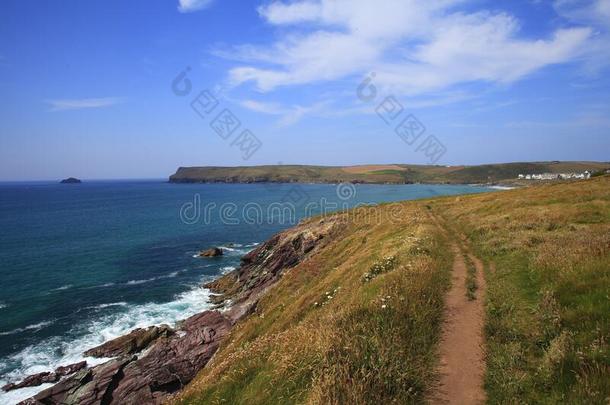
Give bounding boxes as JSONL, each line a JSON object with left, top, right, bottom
{"left": 430, "top": 175, "right": 610, "bottom": 404}
{"left": 177, "top": 206, "right": 452, "bottom": 404}
{"left": 176, "top": 176, "right": 609, "bottom": 404}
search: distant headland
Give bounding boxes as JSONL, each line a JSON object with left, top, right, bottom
{"left": 168, "top": 161, "right": 609, "bottom": 186}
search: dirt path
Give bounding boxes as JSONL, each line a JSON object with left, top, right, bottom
{"left": 431, "top": 243, "right": 487, "bottom": 404}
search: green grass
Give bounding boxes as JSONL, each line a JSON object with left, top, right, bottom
{"left": 176, "top": 176, "right": 609, "bottom": 404}
{"left": 177, "top": 205, "right": 453, "bottom": 404}
{"left": 432, "top": 176, "right": 610, "bottom": 404}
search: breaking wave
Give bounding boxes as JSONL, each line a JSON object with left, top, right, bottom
{"left": 0, "top": 285, "right": 213, "bottom": 404}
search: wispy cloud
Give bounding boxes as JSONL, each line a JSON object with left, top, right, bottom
{"left": 178, "top": 0, "right": 214, "bottom": 13}
{"left": 506, "top": 104, "right": 610, "bottom": 128}
{"left": 238, "top": 98, "right": 330, "bottom": 127}
{"left": 554, "top": 0, "right": 610, "bottom": 74}
{"left": 223, "top": 0, "right": 591, "bottom": 97}
{"left": 239, "top": 99, "right": 286, "bottom": 115}
{"left": 46, "top": 97, "right": 125, "bottom": 112}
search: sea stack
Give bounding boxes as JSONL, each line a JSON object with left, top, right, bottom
{"left": 60, "top": 177, "right": 82, "bottom": 184}
{"left": 199, "top": 247, "right": 224, "bottom": 257}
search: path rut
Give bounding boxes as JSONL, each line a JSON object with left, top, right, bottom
{"left": 431, "top": 242, "right": 487, "bottom": 404}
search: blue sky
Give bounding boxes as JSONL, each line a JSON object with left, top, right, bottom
{"left": 0, "top": 0, "right": 609, "bottom": 180}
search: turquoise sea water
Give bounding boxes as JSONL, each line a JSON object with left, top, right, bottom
{"left": 0, "top": 181, "right": 492, "bottom": 403}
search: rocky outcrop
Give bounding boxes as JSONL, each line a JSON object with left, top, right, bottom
{"left": 2, "top": 362, "right": 87, "bottom": 392}
{"left": 198, "top": 247, "right": 223, "bottom": 257}
{"left": 60, "top": 177, "right": 81, "bottom": 184}
{"left": 205, "top": 217, "right": 343, "bottom": 320}
{"left": 84, "top": 326, "right": 173, "bottom": 358}
{"left": 20, "top": 217, "right": 342, "bottom": 404}
{"left": 21, "top": 311, "right": 231, "bottom": 405}
{"left": 3, "top": 373, "right": 58, "bottom": 392}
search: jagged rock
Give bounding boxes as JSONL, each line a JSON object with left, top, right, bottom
{"left": 110, "top": 311, "right": 232, "bottom": 403}
{"left": 55, "top": 361, "right": 87, "bottom": 377}
{"left": 21, "top": 358, "right": 133, "bottom": 405}
{"left": 2, "top": 361, "right": 88, "bottom": 393}
{"left": 84, "top": 325, "right": 173, "bottom": 358}
{"left": 25, "top": 312, "right": 231, "bottom": 404}
{"left": 3, "top": 372, "right": 58, "bottom": 392}
{"left": 205, "top": 217, "right": 340, "bottom": 312}
{"left": 198, "top": 247, "right": 223, "bottom": 257}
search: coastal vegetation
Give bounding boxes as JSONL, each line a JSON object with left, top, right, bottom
{"left": 177, "top": 176, "right": 609, "bottom": 403}
{"left": 169, "top": 162, "right": 608, "bottom": 185}
{"left": 431, "top": 175, "right": 610, "bottom": 403}
{"left": 15, "top": 176, "right": 608, "bottom": 404}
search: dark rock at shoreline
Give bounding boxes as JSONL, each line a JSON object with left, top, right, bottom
{"left": 19, "top": 358, "right": 134, "bottom": 405}
{"left": 2, "top": 361, "right": 87, "bottom": 392}
{"left": 23, "top": 311, "right": 231, "bottom": 404}
{"left": 55, "top": 361, "right": 87, "bottom": 377}
{"left": 205, "top": 217, "right": 342, "bottom": 311}
{"left": 3, "top": 372, "right": 58, "bottom": 392}
{"left": 84, "top": 325, "right": 173, "bottom": 358}
{"left": 60, "top": 177, "right": 81, "bottom": 184}
{"left": 198, "top": 247, "right": 223, "bottom": 257}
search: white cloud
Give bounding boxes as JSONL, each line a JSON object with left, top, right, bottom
{"left": 553, "top": 0, "right": 610, "bottom": 74}
{"left": 178, "top": 0, "right": 214, "bottom": 13}
{"left": 46, "top": 97, "right": 124, "bottom": 112}
{"left": 224, "top": 0, "right": 591, "bottom": 96}
{"left": 554, "top": 0, "right": 610, "bottom": 27}
{"left": 238, "top": 98, "right": 330, "bottom": 126}
{"left": 239, "top": 99, "right": 286, "bottom": 115}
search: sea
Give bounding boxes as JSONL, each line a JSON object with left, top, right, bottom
{"left": 0, "top": 180, "right": 492, "bottom": 403}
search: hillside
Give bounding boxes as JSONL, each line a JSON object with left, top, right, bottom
{"left": 20, "top": 177, "right": 609, "bottom": 404}
{"left": 169, "top": 162, "right": 608, "bottom": 185}
{"left": 175, "top": 176, "right": 609, "bottom": 404}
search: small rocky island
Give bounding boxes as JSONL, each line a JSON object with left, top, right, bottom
{"left": 198, "top": 247, "right": 224, "bottom": 257}
{"left": 60, "top": 177, "right": 82, "bottom": 184}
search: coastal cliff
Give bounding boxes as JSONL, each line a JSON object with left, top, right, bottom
{"left": 18, "top": 217, "right": 344, "bottom": 404}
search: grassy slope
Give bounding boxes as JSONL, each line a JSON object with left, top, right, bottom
{"left": 178, "top": 176, "right": 609, "bottom": 404}
{"left": 430, "top": 176, "right": 610, "bottom": 404}
{"left": 169, "top": 162, "right": 609, "bottom": 185}
{"left": 178, "top": 204, "right": 454, "bottom": 404}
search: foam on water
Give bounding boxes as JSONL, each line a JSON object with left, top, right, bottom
{"left": 0, "top": 285, "right": 213, "bottom": 404}
{"left": 0, "top": 320, "right": 56, "bottom": 337}
{"left": 219, "top": 245, "right": 256, "bottom": 257}
{"left": 220, "top": 266, "right": 236, "bottom": 274}
{"left": 50, "top": 285, "right": 73, "bottom": 292}
{"left": 125, "top": 270, "right": 185, "bottom": 286}
{"left": 0, "top": 302, "right": 6, "bottom": 310}
{"left": 0, "top": 383, "right": 56, "bottom": 405}
{"left": 85, "top": 302, "right": 129, "bottom": 310}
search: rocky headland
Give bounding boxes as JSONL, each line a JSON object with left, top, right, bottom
{"left": 13, "top": 216, "right": 343, "bottom": 404}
